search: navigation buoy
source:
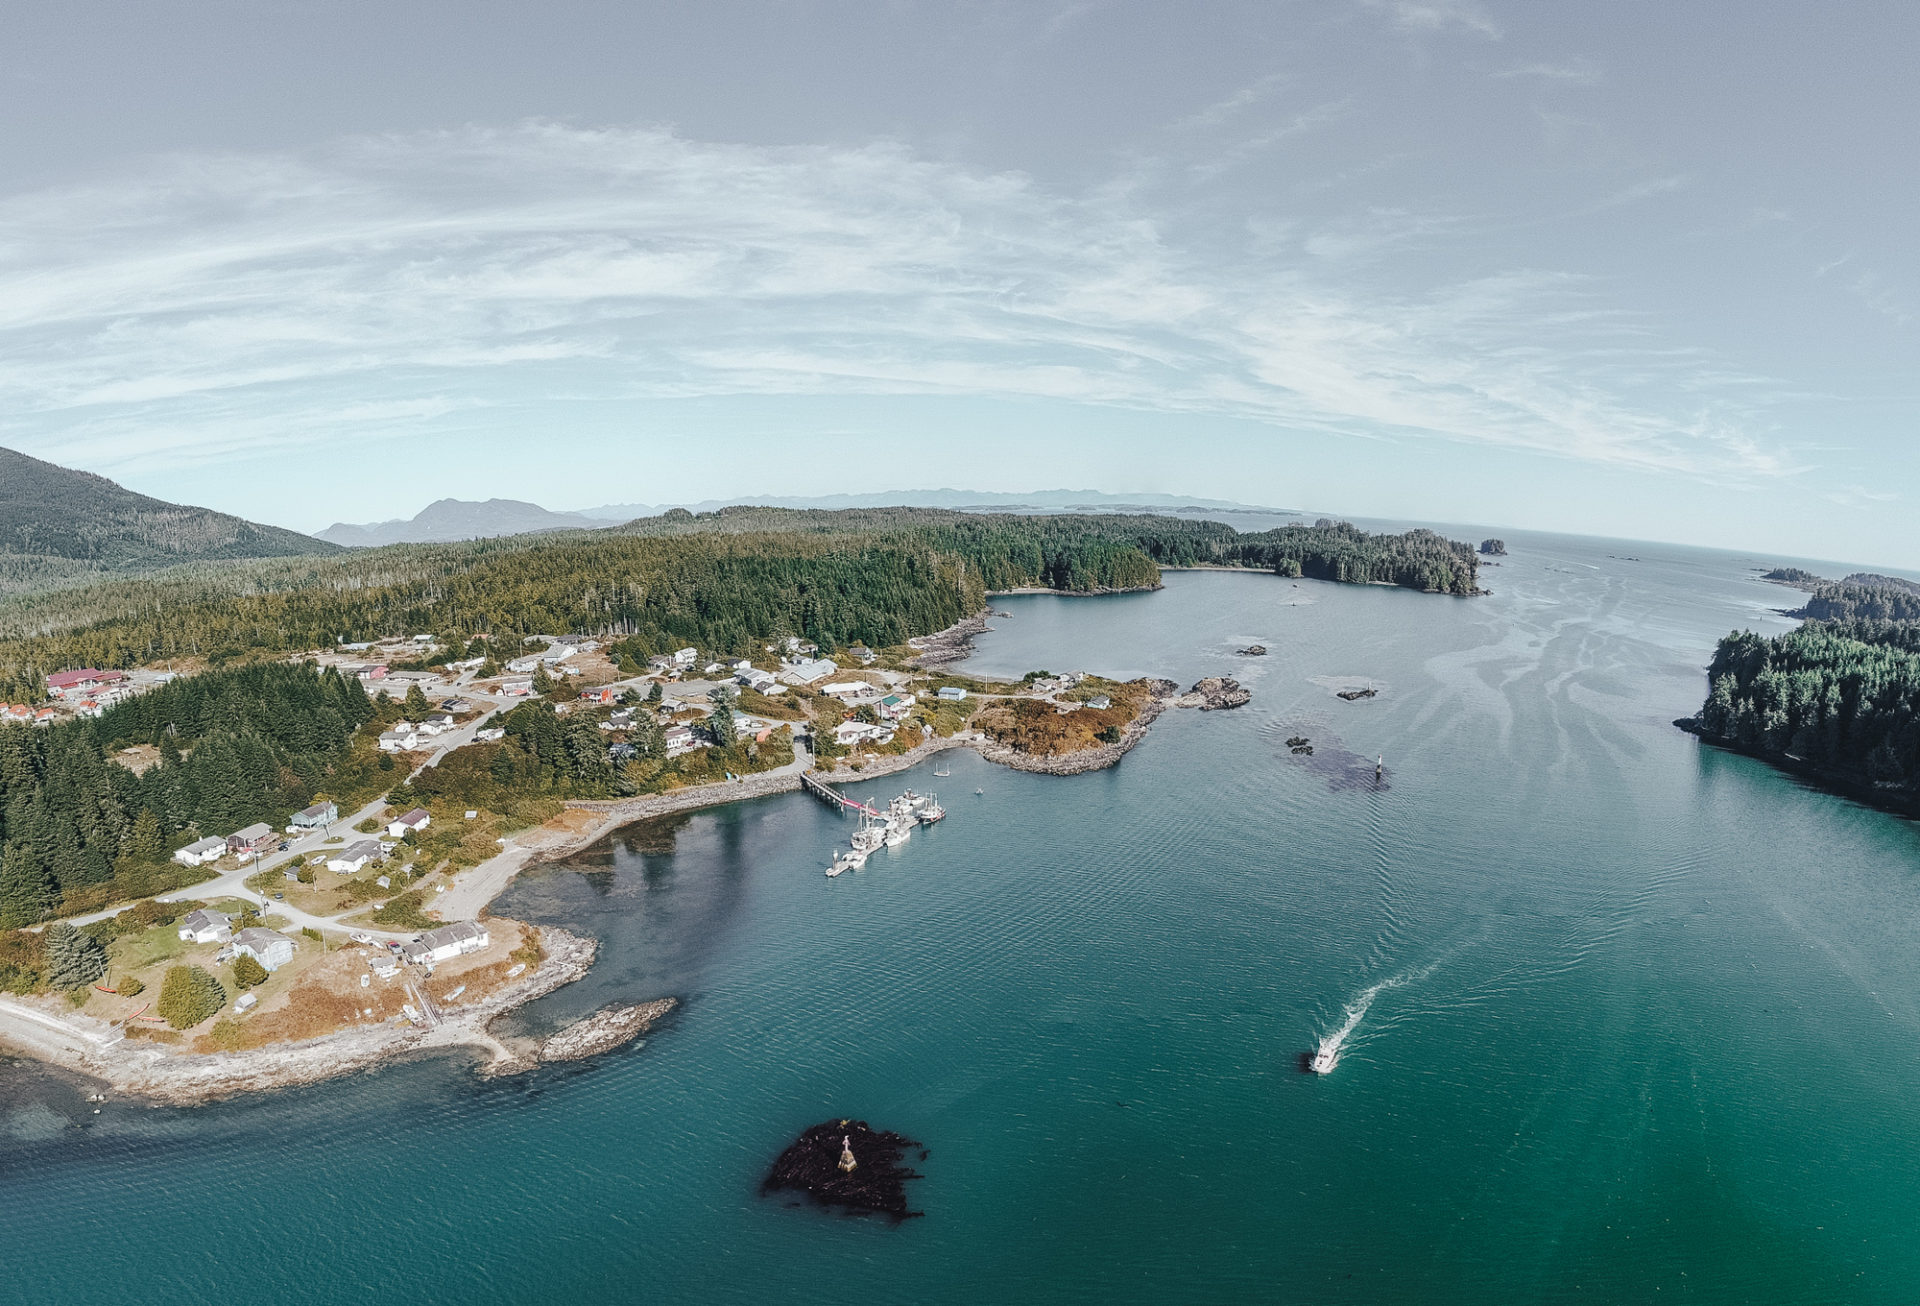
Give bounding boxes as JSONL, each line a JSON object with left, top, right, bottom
{"left": 838, "top": 1136, "right": 858, "bottom": 1173}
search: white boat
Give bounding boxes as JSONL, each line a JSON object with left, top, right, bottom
{"left": 883, "top": 817, "right": 911, "bottom": 847}
{"left": 918, "top": 792, "right": 945, "bottom": 824}
{"left": 850, "top": 814, "right": 885, "bottom": 854}
{"left": 933, "top": 767, "right": 951, "bottom": 777}
{"left": 1308, "top": 1045, "right": 1337, "bottom": 1074}
{"left": 828, "top": 847, "right": 867, "bottom": 876}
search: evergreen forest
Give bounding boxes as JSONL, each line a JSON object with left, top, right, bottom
{"left": 0, "top": 663, "right": 378, "bottom": 926}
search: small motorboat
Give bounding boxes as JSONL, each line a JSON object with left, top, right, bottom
{"left": 1308, "top": 1045, "right": 1337, "bottom": 1074}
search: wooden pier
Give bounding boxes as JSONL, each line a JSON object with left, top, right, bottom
{"left": 801, "top": 772, "right": 881, "bottom": 816}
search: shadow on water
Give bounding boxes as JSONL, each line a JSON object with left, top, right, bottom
{"left": 490, "top": 803, "right": 782, "bottom": 1035}
{"left": 1266, "top": 718, "right": 1390, "bottom": 792}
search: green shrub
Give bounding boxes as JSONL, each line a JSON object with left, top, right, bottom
{"left": 231, "top": 954, "right": 269, "bottom": 989}
{"left": 117, "top": 973, "right": 145, "bottom": 998}
{"left": 157, "top": 965, "right": 226, "bottom": 1029}
{"left": 371, "top": 891, "right": 434, "bottom": 930}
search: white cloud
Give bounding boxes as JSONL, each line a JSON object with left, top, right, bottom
{"left": 1365, "top": 0, "right": 1503, "bottom": 39}
{"left": 1493, "top": 59, "right": 1602, "bottom": 85}
{"left": 0, "top": 122, "right": 1791, "bottom": 486}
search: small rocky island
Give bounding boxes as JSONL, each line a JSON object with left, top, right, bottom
{"left": 1175, "top": 678, "right": 1252, "bottom": 711}
{"left": 764, "top": 1119, "right": 926, "bottom": 1219}
{"left": 1479, "top": 538, "right": 1507, "bottom": 556}
{"left": 1237, "top": 644, "right": 1267, "bottom": 656}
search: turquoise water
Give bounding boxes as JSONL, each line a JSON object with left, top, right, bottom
{"left": 7, "top": 532, "right": 1920, "bottom": 1303}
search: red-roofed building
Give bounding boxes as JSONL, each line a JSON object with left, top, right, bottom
{"left": 46, "top": 669, "right": 126, "bottom": 699}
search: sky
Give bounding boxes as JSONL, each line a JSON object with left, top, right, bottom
{"left": 1, "top": 1, "right": 1916, "bottom": 564}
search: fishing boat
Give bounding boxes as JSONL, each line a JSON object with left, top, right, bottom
{"left": 933, "top": 766, "right": 951, "bottom": 777}
{"left": 1308, "top": 1044, "right": 1337, "bottom": 1074}
{"left": 828, "top": 847, "right": 867, "bottom": 877}
{"left": 918, "top": 793, "right": 945, "bottom": 824}
{"left": 883, "top": 815, "right": 912, "bottom": 846}
{"left": 850, "top": 815, "right": 886, "bottom": 855}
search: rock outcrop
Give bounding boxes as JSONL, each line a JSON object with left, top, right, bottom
{"left": 1174, "top": 678, "right": 1252, "bottom": 711}
{"left": 537, "top": 998, "right": 677, "bottom": 1062}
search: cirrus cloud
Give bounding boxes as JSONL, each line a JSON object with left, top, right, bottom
{"left": 0, "top": 121, "right": 1794, "bottom": 484}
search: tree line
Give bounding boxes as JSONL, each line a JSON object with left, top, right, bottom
{"left": 0, "top": 510, "right": 1479, "bottom": 697}
{"left": 1696, "top": 621, "right": 1920, "bottom": 803}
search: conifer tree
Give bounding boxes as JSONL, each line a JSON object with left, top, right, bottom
{"left": 44, "top": 922, "right": 106, "bottom": 990}
{"left": 0, "top": 844, "right": 55, "bottom": 928}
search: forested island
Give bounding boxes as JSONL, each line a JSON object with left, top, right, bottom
{"left": 1686, "top": 586, "right": 1920, "bottom": 813}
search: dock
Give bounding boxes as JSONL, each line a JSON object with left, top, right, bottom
{"left": 801, "top": 771, "right": 882, "bottom": 817}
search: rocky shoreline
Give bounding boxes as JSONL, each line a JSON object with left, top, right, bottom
{"left": 907, "top": 610, "right": 992, "bottom": 668}
{"left": 484, "top": 997, "right": 679, "bottom": 1075}
{"left": 31, "top": 926, "right": 604, "bottom": 1105}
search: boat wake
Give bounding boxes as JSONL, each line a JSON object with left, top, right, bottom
{"left": 1306, "top": 964, "right": 1436, "bottom": 1075}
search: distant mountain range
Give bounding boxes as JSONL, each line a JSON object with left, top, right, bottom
{"left": 0, "top": 447, "right": 338, "bottom": 594}
{"left": 316, "top": 498, "right": 608, "bottom": 547}
{"left": 320, "top": 489, "right": 1292, "bottom": 546}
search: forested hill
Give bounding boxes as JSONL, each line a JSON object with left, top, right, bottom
{"left": 1691, "top": 621, "right": 1920, "bottom": 813}
{"left": 0, "top": 448, "right": 338, "bottom": 595}
{"left": 1800, "top": 582, "right": 1920, "bottom": 623}
{"left": 0, "top": 509, "right": 1475, "bottom": 695}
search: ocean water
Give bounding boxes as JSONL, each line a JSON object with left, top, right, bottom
{"left": 6, "top": 531, "right": 1920, "bottom": 1304}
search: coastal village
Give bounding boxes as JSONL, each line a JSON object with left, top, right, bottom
{"left": 0, "top": 611, "right": 1216, "bottom": 1100}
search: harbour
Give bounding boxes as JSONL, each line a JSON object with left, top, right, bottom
{"left": 5, "top": 547, "right": 1920, "bottom": 1304}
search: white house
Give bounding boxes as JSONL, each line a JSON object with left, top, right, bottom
{"left": 230, "top": 927, "right": 296, "bottom": 973}
{"left": 388, "top": 808, "right": 431, "bottom": 838}
{"left": 663, "top": 724, "right": 699, "bottom": 756}
{"left": 834, "top": 721, "right": 894, "bottom": 746}
{"left": 736, "top": 667, "right": 778, "bottom": 693}
{"left": 476, "top": 727, "right": 506, "bottom": 742}
{"left": 399, "top": 921, "right": 490, "bottom": 966}
{"left": 877, "top": 693, "right": 917, "bottom": 721}
{"left": 173, "top": 836, "right": 229, "bottom": 867}
{"left": 672, "top": 648, "right": 698, "bottom": 666}
{"left": 178, "top": 909, "right": 233, "bottom": 944}
{"left": 505, "top": 655, "right": 542, "bottom": 674}
{"left": 936, "top": 686, "right": 968, "bottom": 701}
{"left": 366, "top": 949, "right": 401, "bottom": 978}
{"left": 327, "top": 840, "right": 384, "bottom": 874}
{"left": 378, "top": 728, "right": 420, "bottom": 753}
{"left": 780, "top": 657, "right": 838, "bottom": 686}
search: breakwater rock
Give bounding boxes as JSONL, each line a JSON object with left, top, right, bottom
{"left": 538, "top": 998, "right": 677, "bottom": 1063}
{"left": 1175, "top": 677, "right": 1252, "bottom": 711}
{"left": 763, "top": 1119, "right": 926, "bottom": 1219}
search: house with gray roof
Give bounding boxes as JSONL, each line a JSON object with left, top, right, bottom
{"left": 230, "top": 927, "right": 296, "bottom": 972}
{"left": 178, "top": 909, "right": 234, "bottom": 944}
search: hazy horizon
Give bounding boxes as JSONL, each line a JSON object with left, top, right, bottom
{"left": 5, "top": 3, "right": 1916, "bottom": 564}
